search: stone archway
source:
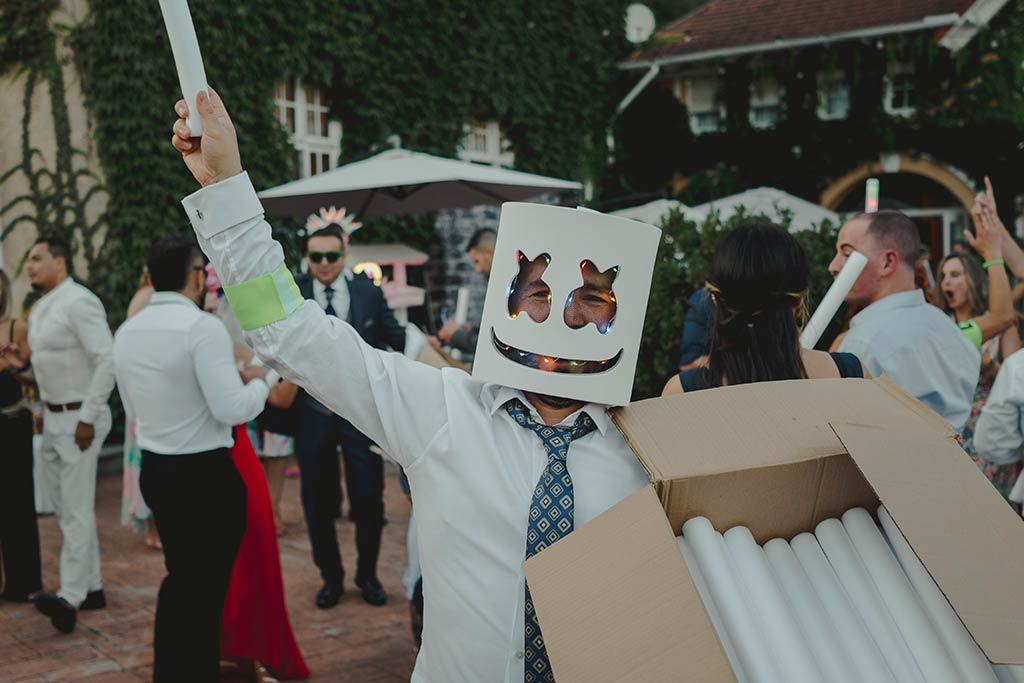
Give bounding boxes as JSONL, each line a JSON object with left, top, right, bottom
{"left": 820, "top": 154, "right": 975, "bottom": 212}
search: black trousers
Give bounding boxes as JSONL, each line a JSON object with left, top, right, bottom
{"left": 295, "top": 407, "right": 384, "bottom": 586}
{"left": 140, "top": 448, "right": 246, "bottom": 683}
{"left": 0, "top": 410, "right": 42, "bottom": 600}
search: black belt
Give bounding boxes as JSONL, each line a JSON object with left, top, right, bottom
{"left": 46, "top": 401, "right": 82, "bottom": 413}
{"left": 142, "top": 446, "right": 230, "bottom": 459}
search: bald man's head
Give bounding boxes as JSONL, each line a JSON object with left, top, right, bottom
{"left": 466, "top": 228, "right": 497, "bottom": 275}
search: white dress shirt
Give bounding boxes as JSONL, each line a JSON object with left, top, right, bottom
{"left": 182, "top": 172, "right": 650, "bottom": 683}
{"left": 973, "top": 349, "right": 1024, "bottom": 466}
{"left": 838, "top": 289, "right": 980, "bottom": 430}
{"left": 113, "top": 291, "right": 269, "bottom": 454}
{"left": 313, "top": 273, "right": 351, "bottom": 321}
{"left": 28, "top": 277, "right": 116, "bottom": 424}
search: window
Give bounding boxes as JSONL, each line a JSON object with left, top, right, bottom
{"left": 275, "top": 77, "right": 343, "bottom": 178}
{"left": 884, "top": 63, "right": 917, "bottom": 117}
{"left": 750, "top": 105, "right": 780, "bottom": 129}
{"left": 458, "top": 120, "right": 514, "bottom": 167}
{"left": 817, "top": 71, "right": 851, "bottom": 120}
{"left": 684, "top": 76, "right": 723, "bottom": 135}
{"left": 690, "top": 110, "right": 722, "bottom": 134}
{"left": 748, "top": 79, "right": 782, "bottom": 130}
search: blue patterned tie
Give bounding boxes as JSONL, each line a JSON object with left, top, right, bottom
{"left": 506, "top": 398, "right": 597, "bottom": 683}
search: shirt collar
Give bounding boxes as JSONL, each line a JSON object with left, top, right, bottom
{"left": 850, "top": 289, "right": 926, "bottom": 327}
{"left": 485, "top": 384, "right": 612, "bottom": 436}
{"left": 313, "top": 272, "right": 353, "bottom": 295}
{"left": 148, "top": 291, "right": 199, "bottom": 308}
{"left": 40, "top": 277, "right": 74, "bottom": 301}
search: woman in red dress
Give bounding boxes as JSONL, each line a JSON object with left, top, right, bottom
{"left": 222, "top": 425, "right": 309, "bottom": 680}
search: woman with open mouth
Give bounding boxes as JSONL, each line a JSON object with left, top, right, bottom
{"left": 937, "top": 181, "right": 1022, "bottom": 508}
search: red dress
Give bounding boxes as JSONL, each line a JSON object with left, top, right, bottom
{"left": 222, "top": 426, "right": 310, "bottom": 679}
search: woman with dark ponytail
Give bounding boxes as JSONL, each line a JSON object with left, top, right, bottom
{"left": 663, "top": 222, "right": 867, "bottom": 395}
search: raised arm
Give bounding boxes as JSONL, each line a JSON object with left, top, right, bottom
{"left": 170, "top": 89, "right": 448, "bottom": 466}
{"left": 979, "top": 177, "right": 1024, "bottom": 281}
{"left": 964, "top": 191, "right": 1014, "bottom": 344}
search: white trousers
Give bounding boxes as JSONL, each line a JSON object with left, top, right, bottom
{"left": 33, "top": 433, "right": 57, "bottom": 514}
{"left": 39, "top": 406, "right": 110, "bottom": 608}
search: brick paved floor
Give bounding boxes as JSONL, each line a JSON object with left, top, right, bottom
{"left": 0, "top": 461, "right": 417, "bottom": 682}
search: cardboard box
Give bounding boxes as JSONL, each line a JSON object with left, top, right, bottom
{"left": 524, "top": 377, "right": 1024, "bottom": 682}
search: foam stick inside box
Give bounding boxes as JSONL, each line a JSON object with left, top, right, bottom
{"left": 675, "top": 506, "right": 1013, "bottom": 683}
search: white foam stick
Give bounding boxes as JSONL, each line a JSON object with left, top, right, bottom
{"left": 158, "top": 0, "right": 209, "bottom": 137}
{"left": 791, "top": 532, "right": 897, "bottom": 683}
{"left": 723, "top": 527, "right": 823, "bottom": 683}
{"left": 682, "top": 518, "right": 782, "bottom": 683}
{"left": 799, "top": 250, "right": 868, "bottom": 349}
{"left": 995, "top": 666, "right": 1024, "bottom": 683}
{"left": 454, "top": 286, "right": 470, "bottom": 324}
{"left": 816, "top": 518, "right": 925, "bottom": 683}
{"left": 764, "top": 538, "right": 860, "bottom": 683}
{"left": 842, "top": 508, "right": 960, "bottom": 683}
{"left": 876, "top": 506, "right": 999, "bottom": 683}
{"left": 676, "top": 536, "right": 749, "bottom": 683}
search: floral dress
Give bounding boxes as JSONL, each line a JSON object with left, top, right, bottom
{"left": 960, "top": 335, "right": 1024, "bottom": 506}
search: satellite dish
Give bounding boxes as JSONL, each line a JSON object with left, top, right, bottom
{"left": 625, "top": 4, "right": 656, "bottom": 44}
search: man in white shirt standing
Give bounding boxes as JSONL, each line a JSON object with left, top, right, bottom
{"left": 113, "top": 237, "right": 271, "bottom": 683}
{"left": 26, "top": 236, "right": 115, "bottom": 634}
{"left": 831, "top": 211, "right": 981, "bottom": 430}
{"left": 171, "top": 90, "right": 659, "bottom": 683}
{"left": 971, "top": 351, "right": 1024, "bottom": 508}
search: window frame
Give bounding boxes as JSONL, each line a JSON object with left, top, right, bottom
{"left": 884, "top": 63, "right": 918, "bottom": 118}
{"left": 457, "top": 119, "right": 514, "bottom": 167}
{"left": 274, "top": 76, "right": 343, "bottom": 178}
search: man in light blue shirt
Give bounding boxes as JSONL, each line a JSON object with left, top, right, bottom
{"left": 831, "top": 211, "right": 980, "bottom": 429}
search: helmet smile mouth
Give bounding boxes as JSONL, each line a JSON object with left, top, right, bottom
{"left": 490, "top": 330, "right": 623, "bottom": 374}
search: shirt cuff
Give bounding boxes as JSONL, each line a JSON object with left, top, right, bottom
{"left": 182, "top": 172, "right": 264, "bottom": 239}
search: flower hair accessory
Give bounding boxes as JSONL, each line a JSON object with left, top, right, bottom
{"left": 305, "top": 206, "right": 363, "bottom": 247}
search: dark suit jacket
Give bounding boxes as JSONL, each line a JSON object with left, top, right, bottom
{"left": 296, "top": 272, "right": 406, "bottom": 416}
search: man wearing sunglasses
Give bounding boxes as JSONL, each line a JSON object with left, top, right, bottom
{"left": 293, "top": 224, "right": 407, "bottom": 609}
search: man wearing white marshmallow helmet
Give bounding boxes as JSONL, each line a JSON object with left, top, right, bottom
{"left": 170, "top": 89, "right": 660, "bottom": 683}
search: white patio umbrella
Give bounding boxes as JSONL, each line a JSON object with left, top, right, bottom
{"left": 258, "top": 147, "right": 582, "bottom": 219}
{"left": 611, "top": 198, "right": 700, "bottom": 226}
{"left": 691, "top": 187, "right": 839, "bottom": 231}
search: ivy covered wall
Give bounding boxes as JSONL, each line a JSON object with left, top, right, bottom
{"left": 2, "top": 0, "right": 635, "bottom": 324}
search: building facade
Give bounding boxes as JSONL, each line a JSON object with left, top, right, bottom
{"left": 616, "top": 0, "right": 1023, "bottom": 262}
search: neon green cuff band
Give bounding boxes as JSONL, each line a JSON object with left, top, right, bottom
{"left": 222, "top": 262, "right": 302, "bottom": 331}
{"left": 958, "top": 319, "right": 983, "bottom": 349}
{"left": 982, "top": 258, "right": 1006, "bottom": 270}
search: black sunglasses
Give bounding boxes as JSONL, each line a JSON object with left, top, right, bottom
{"left": 309, "top": 251, "right": 343, "bottom": 264}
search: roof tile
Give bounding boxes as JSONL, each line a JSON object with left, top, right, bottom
{"left": 627, "top": 0, "right": 976, "bottom": 65}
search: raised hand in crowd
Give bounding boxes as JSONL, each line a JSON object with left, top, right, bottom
{"left": 959, "top": 181, "right": 1015, "bottom": 343}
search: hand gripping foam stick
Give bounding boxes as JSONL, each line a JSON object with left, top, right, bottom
{"left": 876, "top": 506, "right": 1000, "bottom": 683}
{"left": 158, "top": 0, "right": 209, "bottom": 137}
{"left": 799, "top": 251, "right": 868, "bottom": 350}
{"left": 842, "top": 508, "right": 960, "bottom": 683}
